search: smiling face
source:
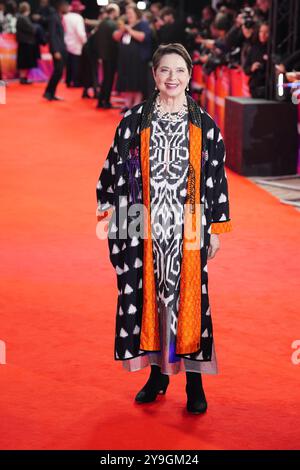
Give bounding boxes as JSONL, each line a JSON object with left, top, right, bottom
{"left": 152, "top": 53, "right": 191, "bottom": 100}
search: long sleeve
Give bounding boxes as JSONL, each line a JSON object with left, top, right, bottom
{"left": 283, "top": 49, "right": 300, "bottom": 71}
{"left": 16, "top": 16, "right": 36, "bottom": 43}
{"left": 210, "top": 126, "right": 232, "bottom": 234}
{"left": 77, "top": 15, "right": 87, "bottom": 45}
{"left": 48, "top": 13, "right": 65, "bottom": 54}
{"left": 96, "top": 125, "right": 120, "bottom": 222}
{"left": 18, "top": 16, "right": 35, "bottom": 35}
{"left": 48, "top": 14, "right": 58, "bottom": 53}
{"left": 243, "top": 45, "right": 254, "bottom": 76}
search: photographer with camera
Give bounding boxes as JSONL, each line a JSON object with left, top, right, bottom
{"left": 243, "top": 21, "right": 269, "bottom": 98}
{"left": 156, "top": 7, "right": 186, "bottom": 47}
{"left": 222, "top": 7, "right": 256, "bottom": 68}
{"left": 194, "top": 12, "right": 234, "bottom": 75}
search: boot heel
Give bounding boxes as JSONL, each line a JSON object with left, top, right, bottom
{"left": 135, "top": 374, "right": 169, "bottom": 403}
{"left": 158, "top": 382, "right": 169, "bottom": 394}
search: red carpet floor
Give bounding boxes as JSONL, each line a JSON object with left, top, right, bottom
{"left": 1, "top": 82, "right": 300, "bottom": 450}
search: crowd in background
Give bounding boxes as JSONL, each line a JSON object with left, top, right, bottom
{"left": 1, "top": 0, "right": 299, "bottom": 107}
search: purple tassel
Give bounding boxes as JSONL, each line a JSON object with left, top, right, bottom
{"left": 126, "top": 146, "right": 140, "bottom": 204}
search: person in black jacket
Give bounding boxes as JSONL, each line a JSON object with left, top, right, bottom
{"left": 32, "top": 0, "right": 55, "bottom": 35}
{"left": 157, "top": 7, "right": 187, "bottom": 47}
{"left": 43, "top": 0, "right": 69, "bottom": 101}
{"left": 94, "top": 3, "right": 120, "bottom": 108}
{"left": 243, "top": 21, "right": 269, "bottom": 98}
{"left": 16, "top": 2, "right": 38, "bottom": 84}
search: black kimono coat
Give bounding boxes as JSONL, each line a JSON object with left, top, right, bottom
{"left": 96, "top": 89, "right": 232, "bottom": 363}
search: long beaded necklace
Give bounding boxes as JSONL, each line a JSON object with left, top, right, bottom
{"left": 154, "top": 93, "right": 188, "bottom": 170}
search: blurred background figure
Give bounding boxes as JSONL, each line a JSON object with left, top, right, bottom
{"left": 157, "top": 6, "right": 186, "bottom": 46}
{"left": 193, "top": 11, "right": 234, "bottom": 73}
{"left": 113, "top": 4, "right": 152, "bottom": 113}
{"left": 43, "top": 0, "right": 69, "bottom": 101}
{"left": 149, "top": 0, "right": 163, "bottom": 42}
{"left": 254, "top": 0, "right": 270, "bottom": 21}
{"left": 0, "top": 1, "right": 5, "bottom": 32}
{"left": 79, "top": 27, "right": 99, "bottom": 100}
{"left": 213, "top": 7, "right": 255, "bottom": 66}
{"left": 94, "top": 3, "right": 120, "bottom": 108}
{"left": 149, "top": 1, "right": 163, "bottom": 35}
{"left": 16, "top": 2, "right": 38, "bottom": 84}
{"left": 200, "top": 5, "right": 216, "bottom": 35}
{"left": 239, "top": 8, "right": 256, "bottom": 68}
{"left": 31, "top": 0, "right": 54, "bottom": 36}
{"left": 79, "top": 5, "right": 110, "bottom": 100}
{"left": 64, "top": 0, "right": 87, "bottom": 88}
{"left": 243, "top": 21, "right": 269, "bottom": 98}
{"left": 2, "top": 0, "right": 17, "bottom": 34}
{"left": 83, "top": 5, "right": 106, "bottom": 29}
{"left": 149, "top": 1, "right": 162, "bottom": 20}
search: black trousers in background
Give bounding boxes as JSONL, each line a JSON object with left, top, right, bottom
{"left": 44, "top": 55, "right": 65, "bottom": 97}
{"left": 66, "top": 52, "right": 81, "bottom": 87}
{"left": 98, "top": 59, "right": 117, "bottom": 105}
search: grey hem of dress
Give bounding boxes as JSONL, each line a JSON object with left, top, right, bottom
{"left": 121, "top": 341, "right": 219, "bottom": 375}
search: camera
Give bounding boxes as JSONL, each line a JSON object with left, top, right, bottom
{"left": 241, "top": 7, "right": 255, "bottom": 29}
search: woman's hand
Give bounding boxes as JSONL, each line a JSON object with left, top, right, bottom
{"left": 275, "top": 63, "right": 286, "bottom": 74}
{"left": 113, "top": 20, "right": 126, "bottom": 41}
{"left": 124, "top": 25, "right": 145, "bottom": 42}
{"left": 251, "top": 61, "right": 261, "bottom": 72}
{"left": 208, "top": 234, "right": 220, "bottom": 260}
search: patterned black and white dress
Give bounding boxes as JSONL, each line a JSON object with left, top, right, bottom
{"left": 122, "top": 97, "right": 218, "bottom": 375}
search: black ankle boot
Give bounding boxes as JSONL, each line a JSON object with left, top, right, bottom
{"left": 185, "top": 372, "right": 207, "bottom": 414}
{"left": 135, "top": 365, "right": 169, "bottom": 403}
{"left": 20, "top": 77, "right": 33, "bottom": 85}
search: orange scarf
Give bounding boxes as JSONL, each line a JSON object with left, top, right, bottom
{"left": 139, "top": 121, "right": 202, "bottom": 355}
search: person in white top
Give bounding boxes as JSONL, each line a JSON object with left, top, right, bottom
{"left": 63, "top": 0, "right": 87, "bottom": 87}
{"left": 0, "top": 1, "right": 5, "bottom": 31}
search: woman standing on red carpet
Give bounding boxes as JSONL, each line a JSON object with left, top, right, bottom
{"left": 96, "top": 43, "right": 232, "bottom": 414}
{"left": 16, "top": 2, "right": 38, "bottom": 84}
{"left": 112, "top": 4, "right": 152, "bottom": 110}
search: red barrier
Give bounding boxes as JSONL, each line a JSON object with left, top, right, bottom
{"left": 0, "top": 34, "right": 53, "bottom": 81}
{"left": 0, "top": 33, "right": 17, "bottom": 80}
{"left": 215, "top": 66, "right": 230, "bottom": 135}
{"left": 192, "top": 64, "right": 250, "bottom": 134}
